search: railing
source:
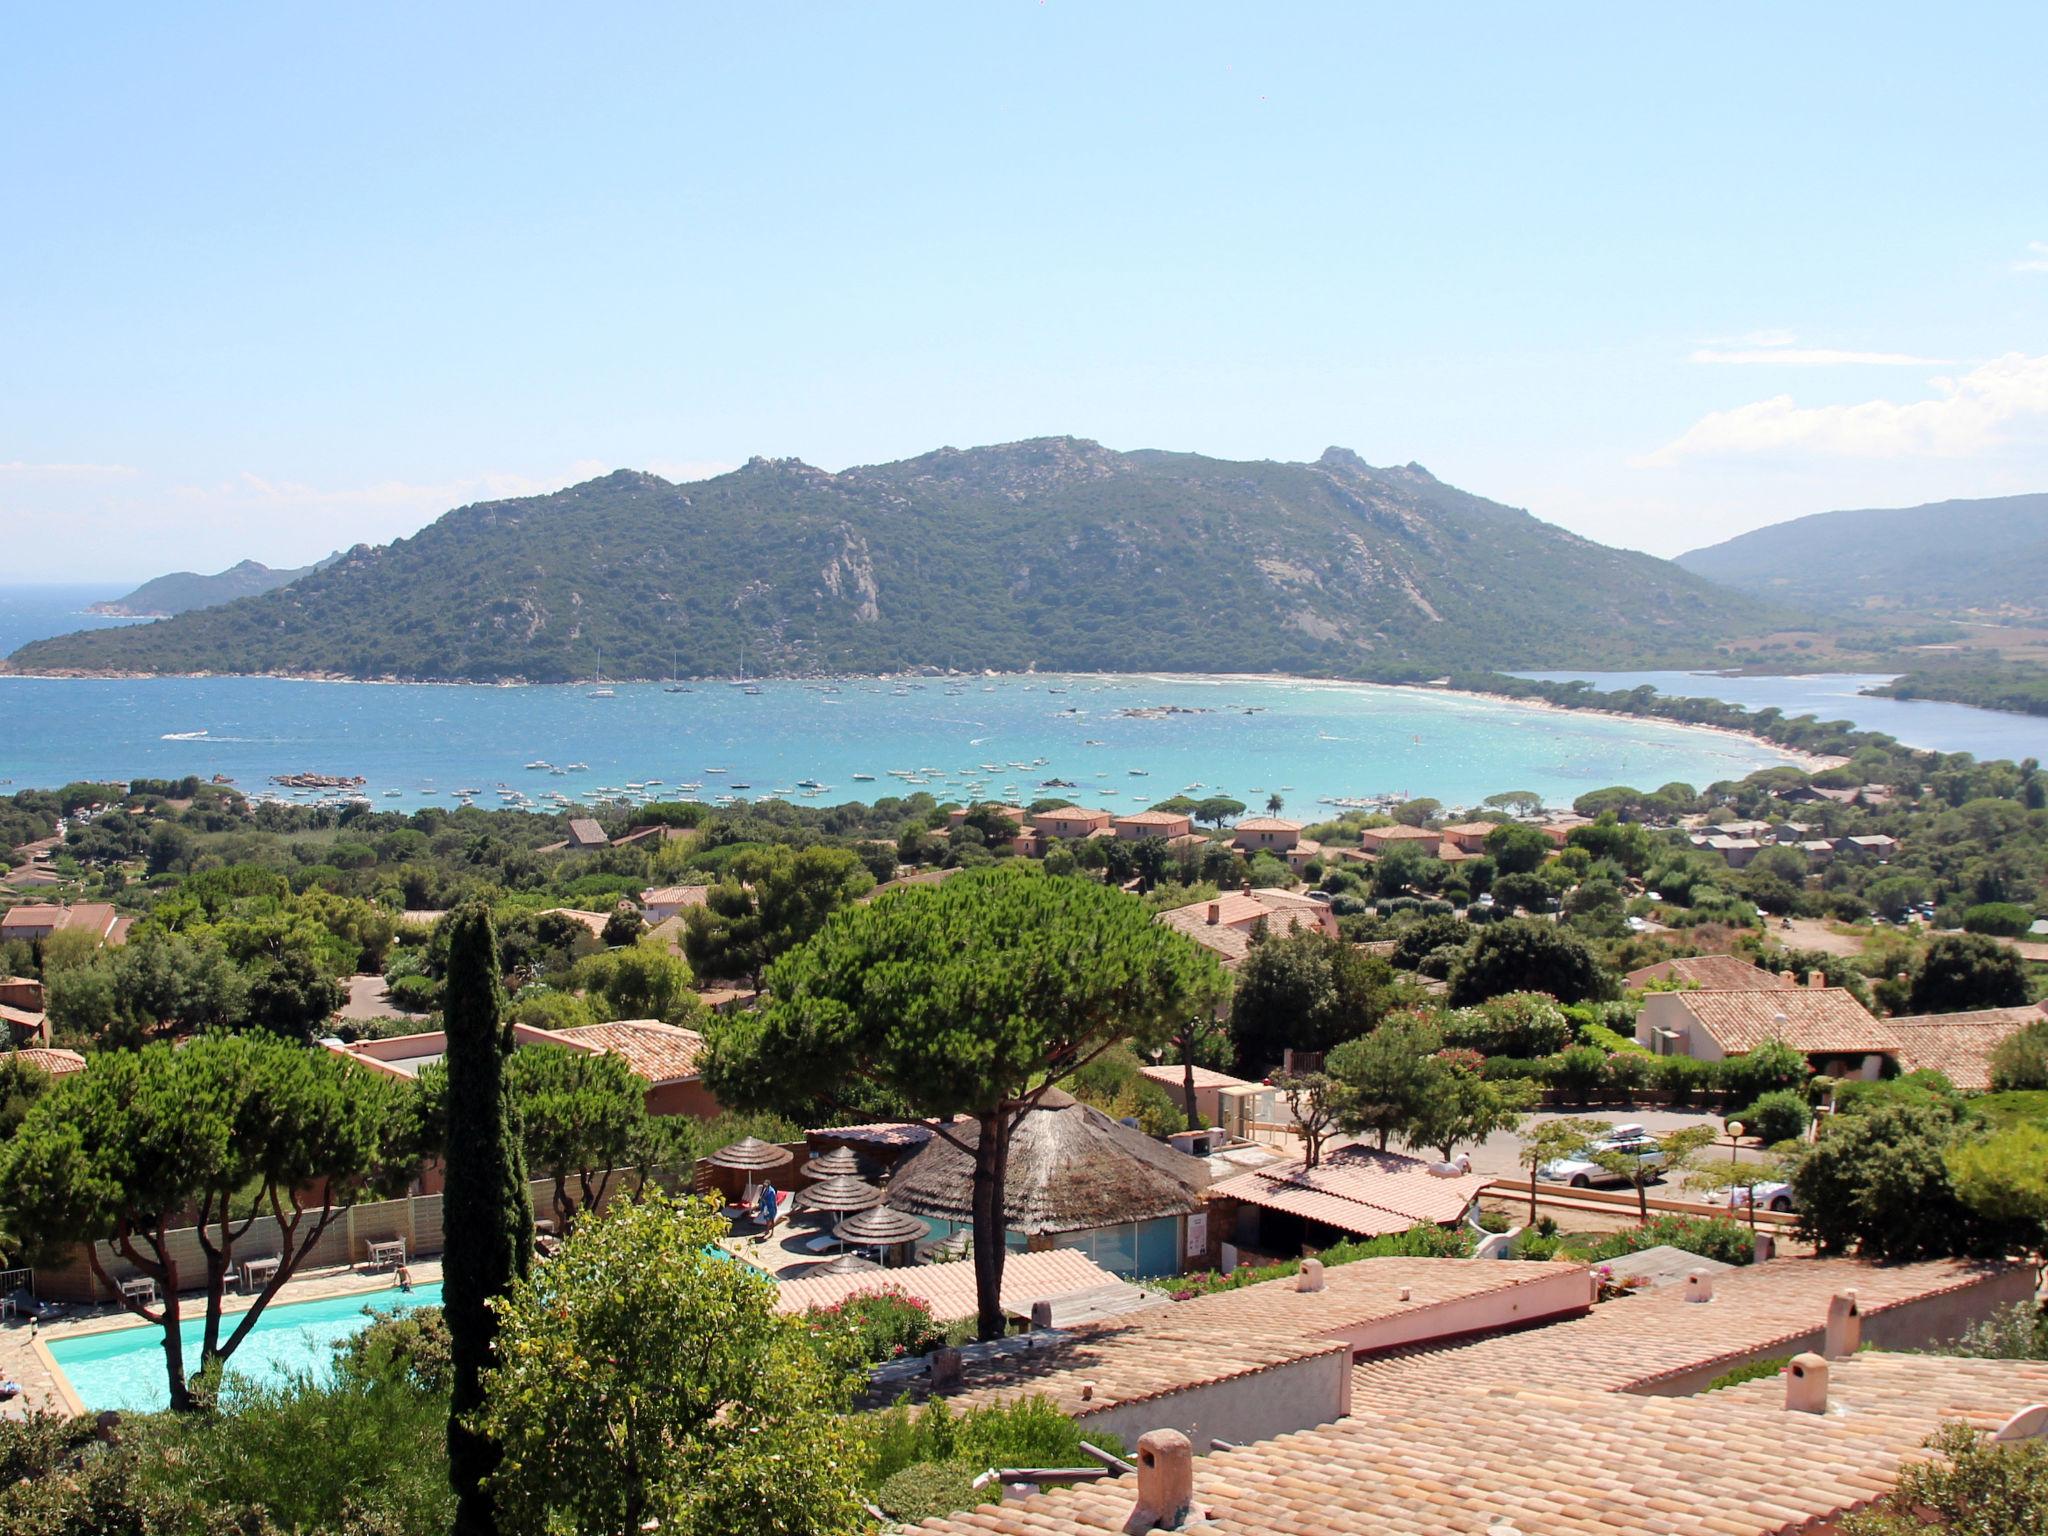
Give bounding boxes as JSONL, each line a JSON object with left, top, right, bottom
{"left": 0, "top": 1267, "right": 32, "bottom": 1299}
{"left": 1481, "top": 1179, "right": 1799, "bottom": 1228}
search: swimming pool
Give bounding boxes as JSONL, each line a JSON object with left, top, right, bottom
{"left": 47, "top": 1282, "right": 443, "bottom": 1414}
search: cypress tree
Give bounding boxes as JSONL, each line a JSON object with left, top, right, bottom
{"left": 442, "top": 901, "right": 531, "bottom": 1536}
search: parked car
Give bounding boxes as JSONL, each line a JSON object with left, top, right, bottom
{"left": 1539, "top": 1124, "right": 1665, "bottom": 1188}
{"left": 1722, "top": 1180, "right": 1797, "bottom": 1213}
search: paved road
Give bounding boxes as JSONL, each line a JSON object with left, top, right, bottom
{"left": 1460, "top": 1104, "right": 1769, "bottom": 1182}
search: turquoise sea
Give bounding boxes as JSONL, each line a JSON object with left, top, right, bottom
{"left": 2, "top": 585, "right": 2038, "bottom": 813}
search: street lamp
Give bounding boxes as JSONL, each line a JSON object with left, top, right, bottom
{"left": 1726, "top": 1120, "right": 1755, "bottom": 1234}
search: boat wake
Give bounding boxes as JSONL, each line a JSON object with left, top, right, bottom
{"left": 161, "top": 730, "right": 209, "bottom": 741}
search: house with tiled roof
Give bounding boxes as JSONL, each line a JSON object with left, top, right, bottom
{"left": 1885, "top": 1004, "right": 2048, "bottom": 1091}
{"left": 1154, "top": 889, "right": 1338, "bottom": 966}
{"left": 1834, "top": 832, "right": 1900, "bottom": 860}
{"left": 565, "top": 817, "right": 608, "bottom": 850}
{"left": 1437, "top": 820, "right": 1499, "bottom": 853}
{"left": 1205, "top": 1141, "right": 1488, "bottom": 1248}
{"left": 1228, "top": 816, "right": 1300, "bottom": 852}
{"left": 0, "top": 1001, "right": 48, "bottom": 1046}
{"left": 1, "top": 902, "right": 124, "bottom": 945}
{"left": 1623, "top": 954, "right": 1799, "bottom": 992}
{"left": 553, "top": 1018, "right": 719, "bottom": 1117}
{"left": 11, "top": 1046, "right": 84, "bottom": 1077}
{"left": 1113, "top": 809, "right": 1194, "bottom": 841}
{"left": 639, "top": 884, "right": 709, "bottom": 924}
{"left": 1357, "top": 823, "right": 1440, "bottom": 856}
{"left": 1637, "top": 982, "right": 1898, "bottom": 1078}
{"left": 1030, "top": 805, "right": 1112, "bottom": 840}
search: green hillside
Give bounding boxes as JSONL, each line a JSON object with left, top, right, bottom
{"left": 88, "top": 555, "right": 339, "bottom": 617}
{"left": 12, "top": 439, "right": 1779, "bottom": 683}
{"left": 1676, "top": 493, "right": 2048, "bottom": 619}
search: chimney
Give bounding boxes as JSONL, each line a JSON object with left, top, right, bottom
{"left": 1784, "top": 1352, "right": 1829, "bottom": 1414}
{"left": 1779, "top": 970, "right": 1797, "bottom": 985}
{"left": 1683, "top": 1271, "right": 1715, "bottom": 1303}
{"left": 1206, "top": 902, "right": 1220, "bottom": 926}
{"left": 1030, "top": 1300, "right": 1054, "bottom": 1331}
{"left": 928, "top": 1347, "right": 962, "bottom": 1394}
{"left": 1806, "top": 970, "right": 1825, "bottom": 990}
{"left": 1125, "top": 1429, "right": 1197, "bottom": 1534}
{"left": 1297, "top": 1257, "right": 1325, "bottom": 1292}
{"left": 1825, "top": 1290, "right": 1862, "bottom": 1357}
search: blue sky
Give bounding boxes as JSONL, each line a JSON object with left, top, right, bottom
{"left": 5, "top": 4, "right": 2045, "bottom": 580}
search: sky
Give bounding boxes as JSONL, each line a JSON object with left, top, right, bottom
{"left": 4, "top": 4, "right": 2046, "bottom": 581}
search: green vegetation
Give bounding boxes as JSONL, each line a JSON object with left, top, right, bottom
{"left": 1839, "top": 1420, "right": 2048, "bottom": 1535}
{"left": 8, "top": 441, "right": 1780, "bottom": 682}
{"left": 1875, "top": 658, "right": 2048, "bottom": 719}
{"left": 1675, "top": 490, "right": 2048, "bottom": 624}
{"left": 440, "top": 901, "right": 530, "bottom": 1535}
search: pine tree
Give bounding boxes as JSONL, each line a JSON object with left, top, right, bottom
{"left": 442, "top": 901, "right": 531, "bottom": 1536}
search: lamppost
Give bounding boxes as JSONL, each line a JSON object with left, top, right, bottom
{"left": 1726, "top": 1119, "right": 1755, "bottom": 1234}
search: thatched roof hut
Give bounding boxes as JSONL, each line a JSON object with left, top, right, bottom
{"left": 885, "top": 1091, "right": 1207, "bottom": 1237}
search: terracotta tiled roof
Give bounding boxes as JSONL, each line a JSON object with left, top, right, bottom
{"left": 1232, "top": 817, "right": 1300, "bottom": 833}
{"left": 0, "top": 1003, "right": 45, "bottom": 1034}
{"left": 13, "top": 1047, "right": 84, "bottom": 1076}
{"left": 536, "top": 907, "right": 611, "bottom": 938}
{"left": 918, "top": 1351, "right": 2048, "bottom": 1536}
{"left": 1350, "top": 1256, "right": 2015, "bottom": 1402}
{"left": 1438, "top": 821, "right": 1498, "bottom": 838}
{"left": 1155, "top": 890, "right": 1332, "bottom": 965}
{"left": 565, "top": 817, "right": 607, "bottom": 845}
{"left": 905, "top": 1318, "right": 1347, "bottom": 1421}
{"left": 1114, "top": 810, "right": 1190, "bottom": 827}
{"left": 1673, "top": 987, "right": 1894, "bottom": 1055}
{"left": 774, "top": 1249, "right": 1117, "bottom": 1323}
{"left": 554, "top": 1019, "right": 707, "bottom": 1084}
{"left": 639, "top": 884, "right": 709, "bottom": 908}
{"left": 1885, "top": 1006, "right": 2046, "bottom": 1090}
{"left": 1624, "top": 954, "right": 1799, "bottom": 991}
{"left": 1208, "top": 1144, "right": 1486, "bottom": 1237}
{"left": 0, "top": 905, "right": 64, "bottom": 932}
{"left": 1166, "top": 1254, "right": 1581, "bottom": 1341}
{"left": 1359, "top": 824, "right": 1440, "bottom": 845}
{"left": 1134, "top": 1063, "right": 1259, "bottom": 1093}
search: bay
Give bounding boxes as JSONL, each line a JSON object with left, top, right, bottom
{"left": 1521, "top": 670, "right": 2048, "bottom": 763}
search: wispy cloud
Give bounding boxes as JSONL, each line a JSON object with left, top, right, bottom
{"left": 1639, "top": 351, "right": 2048, "bottom": 464}
{"left": 0, "top": 459, "right": 139, "bottom": 479}
{"left": 1689, "top": 346, "right": 1956, "bottom": 367}
{"left": 2014, "top": 240, "right": 2048, "bottom": 273}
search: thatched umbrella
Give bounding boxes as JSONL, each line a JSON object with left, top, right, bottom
{"left": 884, "top": 1090, "right": 1205, "bottom": 1238}
{"left": 709, "top": 1137, "right": 793, "bottom": 1173}
{"left": 833, "top": 1205, "right": 931, "bottom": 1263}
{"left": 794, "top": 1175, "right": 884, "bottom": 1214}
{"left": 805, "top": 1252, "right": 882, "bottom": 1277}
{"left": 799, "top": 1144, "right": 886, "bottom": 1182}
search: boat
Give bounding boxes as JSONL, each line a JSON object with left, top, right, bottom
{"left": 587, "top": 652, "right": 615, "bottom": 699}
{"left": 852, "top": 773, "right": 876, "bottom": 781}
{"left": 384, "top": 789, "right": 402, "bottom": 797}
{"left": 525, "top": 760, "right": 551, "bottom": 770}
{"left": 730, "top": 782, "right": 752, "bottom": 790}
{"left": 665, "top": 648, "right": 692, "bottom": 692}
{"left": 567, "top": 762, "right": 589, "bottom": 772}
{"left": 796, "top": 778, "right": 824, "bottom": 790}
{"left": 1128, "top": 769, "right": 1149, "bottom": 777}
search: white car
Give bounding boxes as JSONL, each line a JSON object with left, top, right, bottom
{"left": 1540, "top": 1124, "right": 1665, "bottom": 1188}
{"left": 1722, "top": 1180, "right": 1797, "bottom": 1214}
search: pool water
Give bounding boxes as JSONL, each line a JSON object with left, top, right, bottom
{"left": 47, "top": 1281, "right": 444, "bottom": 1413}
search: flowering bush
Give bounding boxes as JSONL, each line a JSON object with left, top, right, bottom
{"left": 805, "top": 1288, "right": 948, "bottom": 1368}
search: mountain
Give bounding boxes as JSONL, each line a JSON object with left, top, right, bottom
{"left": 1675, "top": 493, "right": 2048, "bottom": 619}
{"left": 10, "top": 439, "right": 1779, "bottom": 683}
{"left": 88, "top": 554, "right": 340, "bottom": 617}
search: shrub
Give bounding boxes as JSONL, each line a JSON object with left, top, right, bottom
{"left": 1647, "top": 1053, "right": 1717, "bottom": 1106}
{"left": 1733, "top": 1089, "right": 1811, "bottom": 1146}
{"left": 1441, "top": 992, "right": 1572, "bottom": 1057}
{"left": 1721, "top": 1040, "right": 1807, "bottom": 1104}
{"left": 1705, "top": 1356, "right": 1789, "bottom": 1392}
{"left": 1961, "top": 902, "right": 2036, "bottom": 938}
{"left": 1552, "top": 1045, "right": 1609, "bottom": 1103}
{"left": 877, "top": 1460, "right": 983, "bottom": 1522}
{"left": 1989, "top": 1022, "right": 2048, "bottom": 1092}
{"left": 1602, "top": 1051, "right": 1649, "bottom": 1098}
{"left": 336, "top": 1304, "right": 453, "bottom": 1393}
{"left": 1584, "top": 1214, "right": 1754, "bottom": 1267}
{"left": 862, "top": 1394, "right": 1113, "bottom": 1489}
{"left": 1479, "top": 1054, "right": 1560, "bottom": 1084}
{"left": 806, "top": 1289, "right": 948, "bottom": 1369}
{"left": 1576, "top": 1021, "right": 1643, "bottom": 1055}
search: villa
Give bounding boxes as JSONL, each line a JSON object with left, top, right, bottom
{"left": 1113, "top": 809, "right": 1194, "bottom": 841}
{"left": 1030, "top": 806, "right": 1112, "bottom": 840}
{"left": 1356, "top": 823, "right": 1440, "bottom": 856}
{"left": 640, "top": 884, "right": 710, "bottom": 923}
{"left": 1155, "top": 888, "right": 1339, "bottom": 966}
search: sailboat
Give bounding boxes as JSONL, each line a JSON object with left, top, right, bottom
{"left": 664, "top": 647, "right": 691, "bottom": 693}
{"left": 587, "top": 651, "right": 615, "bottom": 699}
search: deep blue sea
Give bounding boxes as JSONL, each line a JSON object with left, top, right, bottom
{"left": 0, "top": 585, "right": 2035, "bottom": 812}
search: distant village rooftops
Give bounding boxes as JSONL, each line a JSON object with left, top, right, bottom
{"left": 1154, "top": 888, "right": 1338, "bottom": 965}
